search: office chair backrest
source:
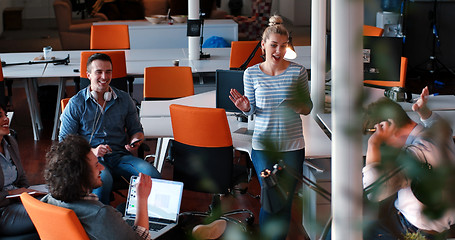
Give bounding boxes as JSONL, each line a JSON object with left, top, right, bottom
{"left": 170, "top": 104, "right": 232, "bottom": 147}
{"left": 80, "top": 51, "right": 128, "bottom": 91}
{"left": 61, "top": 98, "right": 70, "bottom": 112}
{"left": 0, "top": 62, "right": 4, "bottom": 107}
{"left": 229, "top": 40, "right": 264, "bottom": 69}
{"left": 364, "top": 57, "right": 408, "bottom": 88}
{"left": 170, "top": 104, "right": 233, "bottom": 193}
{"left": 0, "top": 58, "right": 3, "bottom": 81}
{"left": 399, "top": 57, "right": 408, "bottom": 88}
{"left": 363, "top": 25, "right": 384, "bottom": 37}
{"left": 90, "top": 24, "right": 130, "bottom": 50}
{"left": 143, "top": 66, "right": 194, "bottom": 100}
{"left": 20, "top": 193, "right": 89, "bottom": 240}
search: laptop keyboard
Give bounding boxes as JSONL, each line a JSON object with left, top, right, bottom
{"left": 149, "top": 222, "right": 166, "bottom": 231}
{"left": 125, "top": 219, "right": 167, "bottom": 232}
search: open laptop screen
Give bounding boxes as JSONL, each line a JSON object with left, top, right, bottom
{"left": 125, "top": 177, "right": 184, "bottom": 222}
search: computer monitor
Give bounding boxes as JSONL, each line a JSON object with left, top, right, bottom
{"left": 326, "top": 35, "right": 403, "bottom": 82}
{"left": 363, "top": 36, "right": 402, "bottom": 81}
{"left": 215, "top": 69, "right": 244, "bottom": 114}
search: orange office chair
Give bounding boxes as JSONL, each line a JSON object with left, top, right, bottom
{"left": 79, "top": 51, "right": 132, "bottom": 94}
{"left": 229, "top": 40, "right": 264, "bottom": 70}
{"left": 142, "top": 66, "right": 194, "bottom": 171}
{"left": 20, "top": 193, "right": 89, "bottom": 240}
{"left": 169, "top": 104, "right": 254, "bottom": 229}
{"left": 0, "top": 61, "right": 5, "bottom": 106}
{"left": 61, "top": 98, "right": 70, "bottom": 112}
{"left": 90, "top": 24, "right": 130, "bottom": 50}
{"left": 143, "top": 66, "right": 194, "bottom": 100}
{"left": 363, "top": 25, "right": 384, "bottom": 37}
{"left": 364, "top": 57, "right": 408, "bottom": 88}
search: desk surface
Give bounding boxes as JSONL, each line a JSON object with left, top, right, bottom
{"left": 140, "top": 90, "right": 332, "bottom": 158}
{"left": 1, "top": 46, "right": 311, "bottom": 78}
{"left": 362, "top": 87, "right": 455, "bottom": 111}
{"left": 317, "top": 110, "right": 455, "bottom": 138}
{"left": 0, "top": 46, "right": 311, "bottom": 142}
{"left": 398, "top": 95, "right": 455, "bottom": 111}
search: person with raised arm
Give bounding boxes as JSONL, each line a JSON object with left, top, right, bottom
{"left": 361, "top": 86, "right": 455, "bottom": 239}
{"left": 42, "top": 135, "right": 153, "bottom": 240}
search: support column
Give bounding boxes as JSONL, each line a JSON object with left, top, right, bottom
{"left": 188, "top": 0, "right": 200, "bottom": 60}
{"left": 310, "top": 0, "right": 327, "bottom": 116}
{"left": 331, "top": 0, "right": 364, "bottom": 239}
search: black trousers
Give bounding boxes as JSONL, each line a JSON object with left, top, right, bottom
{"left": 0, "top": 201, "right": 36, "bottom": 236}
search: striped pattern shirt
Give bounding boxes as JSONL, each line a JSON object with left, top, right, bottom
{"left": 243, "top": 62, "right": 311, "bottom": 151}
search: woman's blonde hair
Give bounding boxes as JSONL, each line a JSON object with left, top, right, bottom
{"left": 262, "top": 15, "right": 289, "bottom": 41}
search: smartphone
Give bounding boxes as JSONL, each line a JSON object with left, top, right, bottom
{"left": 129, "top": 139, "right": 141, "bottom": 147}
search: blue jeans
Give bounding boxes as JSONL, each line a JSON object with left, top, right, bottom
{"left": 92, "top": 151, "right": 161, "bottom": 204}
{"left": 251, "top": 148, "right": 305, "bottom": 240}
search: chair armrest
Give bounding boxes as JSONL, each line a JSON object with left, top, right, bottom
{"left": 93, "top": 13, "right": 108, "bottom": 21}
{"left": 72, "top": 15, "right": 106, "bottom": 25}
{"left": 68, "top": 22, "right": 93, "bottom": 32}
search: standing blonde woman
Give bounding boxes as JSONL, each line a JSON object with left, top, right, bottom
{"left": 229, "top": 15, "right": 313, "bottom": 240}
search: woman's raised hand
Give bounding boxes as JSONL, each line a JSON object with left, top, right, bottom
{"left": 229, "top": 89, "right": 250, "bottom": 112}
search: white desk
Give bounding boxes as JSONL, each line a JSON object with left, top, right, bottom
{"left": 318, "top": 111, "right": 455, "bottom": 137}
{"left": 94, "top": 19, "right": 238, "bottom": 49}
{"left": 317, "top": 111, "right": 455, "bottom": 156}
{"left": 47, "top": 47, "right": 311, "bottom": 76}
{"left": 0, "top": 52, "right": 50, "bottom": 140}
{"left": 362, "top": 87, "right": 455, "bottom": 111}
{"left": 0, "top": 46, "right": 312, "bottom": 141}
{"left": 398, "top": 95, "right": 455, "bottom": 112}
{"left": 140, "top": 90, "right": 332, "bottom": 172}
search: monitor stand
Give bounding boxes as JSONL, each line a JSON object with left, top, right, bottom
{"left": 236, "top": 114, "right": 248, "bottom": 122}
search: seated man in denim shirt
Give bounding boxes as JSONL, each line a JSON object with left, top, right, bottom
{"left": 59, "top": 53, "right": 161, "bottom": 204}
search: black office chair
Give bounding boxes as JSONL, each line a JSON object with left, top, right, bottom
{"left": 169, "top": 104, "right": 254, "bottom": 230}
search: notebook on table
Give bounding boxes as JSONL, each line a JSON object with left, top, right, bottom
{"left": 124, "top": 176, "right": 184, "bottom": 239}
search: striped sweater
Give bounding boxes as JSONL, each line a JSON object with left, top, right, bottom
{"left": 243, "top": 62, "right": 312, "bottom": 151}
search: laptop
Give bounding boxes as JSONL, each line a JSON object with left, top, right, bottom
{"left": 124, "top": 176, "right": 184, "bottom": 239}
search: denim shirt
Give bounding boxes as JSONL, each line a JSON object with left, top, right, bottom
{"left": 59, "top": 87, "right": 143, "bottom": 153}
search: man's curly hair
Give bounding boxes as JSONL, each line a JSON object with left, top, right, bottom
{"left": 44, "top": 135, "right": 93, "bottom": 202}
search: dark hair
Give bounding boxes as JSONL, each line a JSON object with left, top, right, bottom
{"left": 86, "top": 53, "right": 112, "bottom": 73}
{"left": 44, "top": 135, "right": 93, "bottom": 202}
{"left": 0, "top": 103, "right": 7, "bottom": 113}
{"left": 363, "top": 97, "right": 412, "bottom": 131}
